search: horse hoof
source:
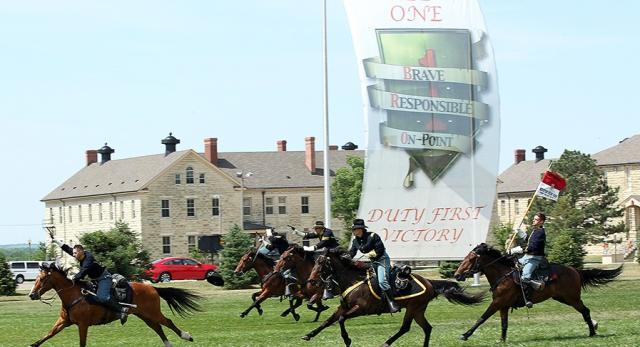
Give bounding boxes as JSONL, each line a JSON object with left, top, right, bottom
{"left": 379, "top": 343, "right": 389, "bottom": 347}
{"left": 345, "top": 338, "right": 351, "bottom": 346}
{"left": 280, "top": 311, "right": 289, "bottom": 317}
{"left": 258, "top": 309, "right": 264, "bottom": 316}
{"left": 239, "top": 313, "right": 246, "bottom": 318}
{"left": 459, "top": 334, "right": 469, "bottom": 341}
{"left": 592, "top": 319, "right": 598, "bottom": 331}
{"left": 301, "top": 335, "right": 311, "bottom": 341}
{"left": 293, "top": 313, "right": 301, "bottom": 321}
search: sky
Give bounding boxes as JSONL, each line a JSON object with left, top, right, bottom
{"left": 1, "top": 0, "right": 638, "bottom": 245}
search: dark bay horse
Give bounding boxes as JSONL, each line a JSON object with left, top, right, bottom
{"left": 272, "top": 245, "right": 330, "bottom": 322}
{"left": 234, "top": 248, "right": 302, "bottom": 321}
{"left": 303, "top": 252, "right": 484, "bottom": 346}
{"left": 454, "top": 243, "right": 623, "bottom": 342}
{"left": 28, "top": 263, "right": 202, "bottom": 347}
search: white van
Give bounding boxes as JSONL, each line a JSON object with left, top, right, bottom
{"left": 8, "top": 261, "right": 43, "bottom": 284}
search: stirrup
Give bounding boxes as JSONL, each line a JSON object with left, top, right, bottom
{"left": 322, "top": 288, "right": 334, "bottom": 300}
{"left": 120, "top": 307, "right": 129, "bottom": 325}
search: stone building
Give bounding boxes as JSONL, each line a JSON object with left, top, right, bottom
{"left": 495, "top": 135, "right": 640, "bottom": 260}
{"left": 42, "top": 134, "right": 362, "bottom": 260}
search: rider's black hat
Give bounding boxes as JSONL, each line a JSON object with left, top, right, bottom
{"left": 351, "top": 219, "right": 367, "bottom": 230}
{"left": 312, "top": 221, "right": 325, "bottom": 229}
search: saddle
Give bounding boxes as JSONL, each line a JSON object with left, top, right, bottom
{"left": 512, "top": 259, "right": 558, "bottom": 288}
{"left": 85, "top": 274, "right": 134, "bottom": 305}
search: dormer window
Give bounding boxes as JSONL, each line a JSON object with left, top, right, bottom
{"left": 186, "top": 167, "right": 194, "bottom": 184}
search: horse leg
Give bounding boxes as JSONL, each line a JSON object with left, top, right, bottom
{"left": 285, "top": 297, "right": 303, "bottom": 321}
{"left": 338, "top": 316, "right": 352, "bottom": 347}
{"left": 567, "top": 298, "right": 597, "bottom": 336}
{"left": 240, "top": 293, "right": 268, "bottom": 318}
{"left": 157, "top": 314, "right": 194, "bottom": 342}
{"left": 302, "top": 306, "right": 352, "bottom": 341}
{"left": 251, "top": 291, "right": 264, "bottom": 316}
{"left": 29, "top": 316, "right": 70, "bottom": 347}
{"left": 141, "top": 317, "right": 173, "bottom": 347}
{"left": 460, "top": 302, "right": 499, "bottom": 341}
{"left": 411, "top": 305, "right": 433, "bottom": 347}
{"left": 499, "top": 307, "right": 509, "bottom": 342}
{"left": 381, "top": 307, "right": 413, "bottom": 346}
{"left": 78, "top": 323, "right": 88, "bottom": 347}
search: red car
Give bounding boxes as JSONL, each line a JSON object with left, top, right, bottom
{"left": 146, "top": 257, "right": 219, "bottom": 283}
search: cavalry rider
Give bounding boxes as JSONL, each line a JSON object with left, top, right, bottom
{"left": 509, "top": 212, "right": 547, "bottom": 308}
{"left": 257, "top": 228, "right": 289, "bottom": 258}
{"left": 293, "top": 221, "right": 339, "bottom": 251}
{"left": 51, "top": 239, "right": 129, "bottom": 324}
{"left": 344, "top": 219, "right": 400, "bottom": 313}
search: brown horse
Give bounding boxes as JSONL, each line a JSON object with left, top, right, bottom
{"left": 302, "top": 251, "right": 484, "bottom": 346}
{"left": 272, "top": 245, "right": 330, "bottom": 322}
{"left": 453, "top": 243, "right": 623, "bottom": 342}
{"left": 28, "top": 263, "right": 202, "bottom": 347}
{"left": 234, "top": 248, "right": 303, "bottom": 320}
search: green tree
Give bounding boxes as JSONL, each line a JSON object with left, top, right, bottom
{"left": 488, "top": 224, "right": 513, "bottom": 251}
{"left": 79, "top": 221, "right": 150, "bottom": 280}
{"left": 219, "top": 224, "right": 258, "bottom": 289}
{"left": 527, "top": 150, "right": 624, "bottom": 267}
{"left": 331, "top": 155, "right": 364, "bottom": 246}
{"left": 438, "top": 261, "right": 461, "bottom": 279}
{"left": 0, "top": 252, "right": 17, "bottom": 296}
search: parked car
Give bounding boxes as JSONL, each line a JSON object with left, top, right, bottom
{"left": 8, "top": 261, "right": 43, "bottom": 284}
{"left": 145, "top": 257, "right": 218, "bottom": 283}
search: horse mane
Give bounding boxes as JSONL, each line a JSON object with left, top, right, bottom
{"left": 328, "top": 251, "right": 369, "bottom": 274}
{"left": 474, "top": 243, "right": 515, "bottom": 267}
{"left": 288, "top": 244, "right": 314, "bottom": 262}
{"left": 43, "top": 263, "right": 71, "bottom": 276}
{"left": 254, "top": 252, "right": 275, "bottom": 267}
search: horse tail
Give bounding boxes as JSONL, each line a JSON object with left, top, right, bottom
{"left": 578, "top": 265, "right": 623, "bottom": 289}
{"left": 430, "top": 279, "right": 485, "bottom": 306}
{"left": 155, "top": 287, "right": 203, "bottom": 318}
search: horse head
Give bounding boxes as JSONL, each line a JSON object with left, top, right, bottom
{"left": 29, "top": 263, "right": 69, "bottom": 300}
{"left": 308, "top": 254, "right": 333, "bottom": 288}
{"left": 273, "top": 245, "right": 298, "bottom": 273}
{"left": 234, "top": 248, "right": 257, "bottom": 275}
{"left": 454, "top": 243, "right": 508, "bottom": 281}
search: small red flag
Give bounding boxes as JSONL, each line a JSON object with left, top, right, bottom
{"left": 541, "top": 171, "right": 566, "bottom": 190}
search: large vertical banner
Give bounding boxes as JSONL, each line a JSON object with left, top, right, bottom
{"left": 344, "top": 0, "right": 500, "bottom": 260}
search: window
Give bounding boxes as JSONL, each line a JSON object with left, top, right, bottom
{"left": 183, "top": 258, "right": 198, "bottom": 265}
{"left": 120, "top": 201, "right": 124, "bottom": 220}
{"left": 199, "top": 173, "right": 205, "bottom": 184}
{"left": 68, "top": 206, "right": 73, "bottom": 223}
{"left": 11, "top": 263, "right": 25, "bottom": 269}
{"left": 278, "top": 197, "right": 287, "bottom": 215}
{"left": 27, "top": 262, "right": 40, "bottom": 269}
{"left": 186, "top": 167, "right": 194, "bottom": 184}
{"left": 59, "top": 207, "right": 63, "bottom": 223}
{"left": 265, "top": 197, "right": 274, "bottom": 215}
{"left": 187, "top": 199, "right": 195, "bottom": 217}
{"left": 243, "top": 197, "right": 251, "bottom": 216}
{"left": 88, "top": 204, "right": 92, "bottom": 222}
{"left": 161, "top": 200, "right": 170, "bottom": 217}
{"left": 131, "top": 200, "right": 136, "bottom": 219}
{"left": 162, "top": 236, "right": 171, "bottom": 254}
{"left": 78, "top": 205, "right": 83, "bottom": 223}
{"left": 500, "top": 200, "right": 505, "bottom": 215}
{"left": 99, "top": 203, "right": 103, "bottom": 221}
{"left": 188, "top": 236, "right": 197, "bottom": 253}
{"left": 626, "top": 167, "right": 632, "bottom": 191}
{"left": 109, "top": 202, "right": 114, "bottom": 220}
{"left": 48, "top": 208, "right": 54, "bottom": 224}
{"left": 212, "top": 197, "right": 220, "bottom": 216}
{"left": 175, "top": 174, "right": 181, "bottom": 184}
{"left": 514, "top": 199, "right": 520, "bottom": 215}
{"left": 301, "top": 196, "right": 309, "bottom": 214}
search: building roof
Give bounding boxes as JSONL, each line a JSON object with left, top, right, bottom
{"left": 497, "top": 159, "right": 552, "bottom": 194}
{"left": 42, "top": 149, "right": 363, "bottom": 201}
{"left": 591, "top": 135, "right": 640, "bottom": 166}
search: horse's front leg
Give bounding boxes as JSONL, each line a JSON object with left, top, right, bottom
{"left": 302, "top": 306, "right": 351, "bottom": 341}
{"left": 78, "top": 323, "right": 89, "bottom": 347}
{"left": 282, "top": 297, "right": 302, "bottom": 321}
{"left": 251, "top": 291, "right": 264, "bottom": 316}
{"left": 500, "top": 307, "right": 509, "bottom": 342}
{"left": 460, "top": 302, "right": 500, "bottom": 341}
{"left": 240, "top": 291, "right": 269, "bottom": 318}
{"left": 337, "top": 305, "right": 362, "bottom": 347}
{"left": 30, "top": 316, "right": 70, "bottom": 347}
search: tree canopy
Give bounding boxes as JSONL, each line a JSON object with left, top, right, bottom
{"left": 331, "top": 155, "right": 364, "bottom": 246}
{"left": 219, "top": 224, "right": 258, "bottom": 289}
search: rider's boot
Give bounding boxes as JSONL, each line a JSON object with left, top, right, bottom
{"left": 107, "top": 299, "right": 129, "bottom": 325}
{"left": 322, "top": 286, "right": 334, "bottom": 300}
{"left": 284, "top": 282, "right": 296, "bottom": 297}
{"left": 383, "top": 289, "right": 400, "bottom": 313}
{"left": 521, "top": 281, "right": 534, "bottom": 308}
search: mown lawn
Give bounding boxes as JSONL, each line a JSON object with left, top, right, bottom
{"left": 1, "top": 264, "right": 638, "bottom": 347}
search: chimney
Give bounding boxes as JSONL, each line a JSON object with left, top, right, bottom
{"left": 86, "top": 150, "right": 98, "bottom": 166}
{"left": 329, "top": 145, "right": 339, "bottom": 150}
{"left": 161, "top": 132, "right": 180, "bottom": 156}
{"left": 204, "top": 138, "right": 218, "bottom": 165}
{"left": 514, "top": 149, "right": 526, "bottom": 164}
{"left": 305, "top": 136, "right": 316, "bottom": 173}
{"left": 277, "top": 140, "right": 287, "bottom": 152}
{"left": 97, "top": 143, "right": 114, "bottom": 164}
{"left": 341, "top": 141, "right": 358, "bottom": 150}
{"left": 532, "top": 146, "right": 548, "bottom": 163}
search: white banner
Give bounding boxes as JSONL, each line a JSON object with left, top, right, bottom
{"left": 344, "top": 0, "right": 500, "bottom": 260}
{"left": 537, "top": 182, "right": 560, "bottom": 201}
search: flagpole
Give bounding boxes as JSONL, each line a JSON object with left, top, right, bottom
{"left": 322, "top": 0, "right": 332, "bottom": 228}
{"left": 506, "top": 160, "right": 554, "bottom": 250}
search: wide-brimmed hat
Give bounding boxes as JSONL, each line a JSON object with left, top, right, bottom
{"left": 351, "top": 219, "right": 367, "bottom": 230}
{"left": 312, "top": 221, "right": 325, "bottom": 229}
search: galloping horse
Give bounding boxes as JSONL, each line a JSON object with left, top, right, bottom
{"left": 303, "top": 251, "right": 484, "bottom": 346}
{"left": 28, "top": 263, "right": 202, "bottom": 347}
{"left": 272, "top": 245, "right": 330, "bottom": 322}
{"left": 234, "top": 248, "right": 302, "bottom": 321}
{"left": 454, "top": 243, "right": 623, "bottom": 342}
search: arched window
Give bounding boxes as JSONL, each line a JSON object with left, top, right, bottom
{"left": 186, "top": 167, "right": 194, "bottom": 184}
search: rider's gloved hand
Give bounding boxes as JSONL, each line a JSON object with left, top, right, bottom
{"left": 508, "top": 246, "right": 523, "bottom": 255}
{"left": 52, "top": 239, "right": 64, "bottom": 247}
{"left": 303, "top": 246, "right": 315, "bottom": 252}
{"left": 367, "top": 250, "right": 377, "bottom": 259}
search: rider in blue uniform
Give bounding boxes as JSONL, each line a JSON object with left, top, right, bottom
{"left": 345, "top": 219, "right": 400, "bottom": 313}
{"left": 509, "top": 212, "right": 547, "bottom": 308}
{"left": 294, "top": 221, "right": 339, "bottom": 251}
{"left": 52, "top": 239, "right": 129, "bottom": 324}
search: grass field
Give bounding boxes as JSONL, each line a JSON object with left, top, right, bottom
{"left": 1, "top": 263, "right": 638, "bottom": 347}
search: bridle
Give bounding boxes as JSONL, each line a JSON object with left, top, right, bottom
{"left": 461, "top": 250, "right": 507, "bottom": 278}
{"left": 33, "top": 270, "right": 75, "bottom": 306}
